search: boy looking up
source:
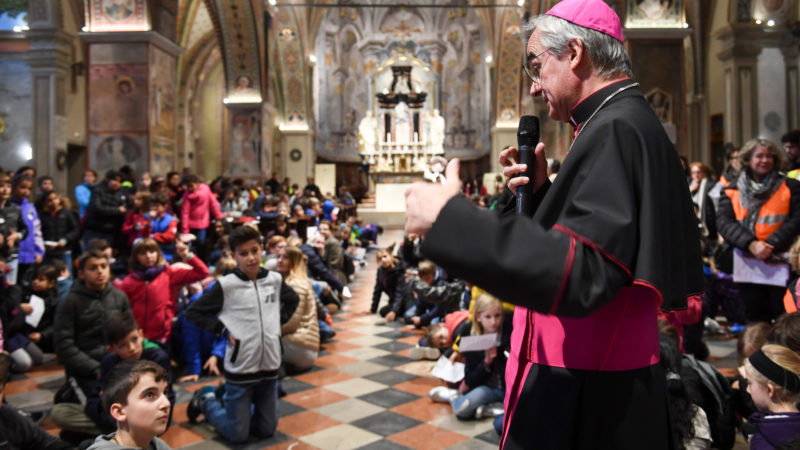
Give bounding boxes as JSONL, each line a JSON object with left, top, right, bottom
{"left": 86, "top": 360, "right": 172, "bottom": 450}
{"left": 54, "top": 250, "right": 131, "bottom": 397}
{"left": 186, "top": 225, "right": 299, "bottom": 443}
{"left": 51, "top": 313, "right": 173, "bottom": 436}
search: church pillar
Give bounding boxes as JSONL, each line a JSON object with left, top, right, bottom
{"left": 280, "top": 128, "right": 313, "bottom": 188}
{"left": 717, "top": 24, "right": 795, "bottom": 146}
{"left": 26, "top": 0, "right": 72, "bottom": 192}
{"left": 81, "top": 31, "right": 181, "bottom": 177}
{"left": 783, "top": 46, "right": 800, "bottom": 131}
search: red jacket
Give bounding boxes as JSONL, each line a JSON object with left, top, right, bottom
{"left": 121, "top": 211, "right": 151, "bottom": 246}
{"left": 115, "top": 256, "right": 210, "bottom": 343}
{"left": 180, "top": 184, "right": 223, "bottom": 233}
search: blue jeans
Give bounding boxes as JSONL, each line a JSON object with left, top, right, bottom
{"left": 403, "top": 304, "right": 418, "bottom": 323}
{"left": 191, "top": 228, "right": 208, "bottom": 246}
{"left": 202, "top": 379, "right": 278, "bottom": 443}
{"left": 319, "top": 319, "right": 335, "bottom": 342}
{"left": 451, "top": 385, "right": 504, "bottom": 420}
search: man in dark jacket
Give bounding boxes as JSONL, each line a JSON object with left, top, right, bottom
{"left": 83, "top": 170, "right": 127, "bottom": 250}
{"left": 54, "top": 250, "right": 130, "bottom": 395}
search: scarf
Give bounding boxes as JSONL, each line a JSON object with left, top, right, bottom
{"left": 736, "top": 170, "right": 784, "bottom": 233}
{"left": 133, "top": 263, "right": 166, "bottom": 282}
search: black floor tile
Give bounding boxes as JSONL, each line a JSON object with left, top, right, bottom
{"left": 358, "top": 388, "right": 420, "bottom": 409}
{"left": 278, "top": 399, "right": 305, "bottom": 418}
{"left": 351, "top": 411, "right": 422, "bottom": 437}
{"left": 356, "top": 440, "right": 412, "bottom": 450}
{"left": 475, "top": 428, "right": 502, "bottom": 445}
{"left": 363, "top": 370, "right": 418, "bottom": 386}
{"left": 367, "top": 354, "right": 412, "bottom": 367}
{"left": 375, "top": 330, "right": 416, "bottom": 339}
{"left": 280, "top": 378, "right": 315, "bottom": 395}
{"left": 373, "top": 341, "right": 414, "bottom": 353}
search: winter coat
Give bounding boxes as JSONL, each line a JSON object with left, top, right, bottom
{"left": 371, "top": 261, "right": 412, "bottom": 314}
{"left": 115, "top": 255, "right": 209, "bottom": 344}
{"left": 323, "top": 236, "right": 348, "bottom": 286}
{"left": 299, "top": 243, "right": 344, "bottom": 293}
{"left": 0, "top": 200, "right": 26, "bottom": 258}
{"left": 180, "top": 183, "right": 223, "bottom": 233}
{"left": 149, "top": 213, "right": 178, "bottom": 260}
{"left": 75, "top": 182, "right": 92, "bottom": 218}
{"left": 10, "top": 197, "right": 43, "bottom": 264}
{"left": 84, "top": 182, "right": 127, "bottom": 235}
{"left": 121, "top": 211, "right": 151, "bottom": 246}
{"left": 53, "top": 280, "right": 131, "bottom": 377}
{"left": 185, "top": 268, "right": 299, "bottom": 383}
{"left": 747, "top": 412, "right": 800, "bottom": 450}
{"left": 181, "top": 284, "right": 226, "bottom": 375}
{"left": 281, "top": 277, "right": 320, "bottom": 351}
{"left": 40, "top": 208, "right": 80, "bottom": 256}
{"left": 0, "top": 284, "right": 27, "bottom": 352}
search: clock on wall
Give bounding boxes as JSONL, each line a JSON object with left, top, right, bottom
{"left": 289, "top": 148, "right": 302, "bottom": 162}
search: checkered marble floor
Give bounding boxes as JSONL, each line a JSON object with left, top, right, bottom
{"left": 5, "top": 229, "right": 504, "bottom": 449}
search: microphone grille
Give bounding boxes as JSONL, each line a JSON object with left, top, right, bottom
{"left": 518, "top": 116, "right": 539, "bottom": 146}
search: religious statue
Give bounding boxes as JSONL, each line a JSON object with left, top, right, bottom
{"left": 430, "top": 109, "right": 445, "bottom": 154}
{"left": 358, "top": 110, "right": 377, "bottom": 154}
{"left": 423, "top": 156, "right": 447, "bottom": 184}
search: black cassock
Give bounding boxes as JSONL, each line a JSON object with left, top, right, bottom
{"left": 422, "top": 80, "right": 704, "bottom": 449}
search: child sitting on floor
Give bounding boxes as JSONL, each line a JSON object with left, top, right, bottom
{"left": 86, "top": 360, "right": 172, "bottom": 449}
{"left": 429, "top": 294, "right": 509, "bottom": 420}
{"left": 743, "top": 344, "right": 800, "bottom": 449}
{"left": 51, "top": 313, "right": 173, "bottom": 437}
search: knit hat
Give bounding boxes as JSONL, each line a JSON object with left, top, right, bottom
{"left": 546, "top": 0, "right": 624, "bottom": 43}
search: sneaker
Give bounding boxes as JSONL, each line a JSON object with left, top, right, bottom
{"left": 342, "top": 286, "right": 352, "bottom": 299}
{"left": 187, "top": 385, "right": 216, "bottom": 423}
{"left": 730, "top": 323, "right": 746, "bottom": 334}
{"left": 429, "top": 386, "right": 459, "bottom": 403}
{"left": 475, "top": 402, "right": 505, "bottom": 419}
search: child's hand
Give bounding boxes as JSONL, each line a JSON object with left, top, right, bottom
{"left": 449, "top": 351, "right": 462, "bottom": 364}
{"left": 7, "top": 231, "right": 18, "bottom": 247}
{"left": 411, "top": 316, "right": 421, "bottom": 327}
{"left": 20, "top": 303, "right": 33, "bottom": 315}
{"left": 204, "top": 355, "right": 221, "bottom": 376}
{"left": 484, "top": 347, "right": 497, "bottom": 367}
{"left": 228, "top": 334, "right": 236, "bottom": 346}
{"left": 28, "top": 332, "right": 41, "bottom": 342}
{"left": 187, "top": 282, "right": 203, "bottom": 296}
{"left": 385, "top": 311, "right": 396, "bottom": 322}
{"left": 177, "top": 374, "right": 200, "bottom": 383}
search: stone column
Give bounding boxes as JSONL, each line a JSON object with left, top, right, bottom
{"left": 27, "top": 0, "right": 72, "bottom": 191}
{"left": 718, "top": 24, "right": 794, "bottom": 146}
{"left": 80, "top": 31, "right": 181, "bottom": 177}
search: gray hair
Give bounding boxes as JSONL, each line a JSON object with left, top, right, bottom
{"left": 522, "top": 14, "right": 633, "bottom": 79}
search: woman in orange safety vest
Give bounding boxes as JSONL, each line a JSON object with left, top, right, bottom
{"left": 718, "top": 138, "right": 800, "bottom": 323}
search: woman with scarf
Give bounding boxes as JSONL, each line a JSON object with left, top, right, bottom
{"left": 115, "top": 238, "right": 209, "bottom": 346}
{"left": 718, "top": 138, "right": 800, "bottom": 323}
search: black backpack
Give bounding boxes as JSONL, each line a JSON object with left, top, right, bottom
{"left": 681, "top": 355, "right": 738, "bottom": 450}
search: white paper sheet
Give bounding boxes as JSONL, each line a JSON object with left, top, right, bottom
{"left": 25, "top": 295, "right": 46, "bottom": 328}
{"left": 431, "top": 356, "right": 465, "bottom": 383}
{"left": 732, "top": 248, "right": 790, "bottom": 287}
{"left": 458, "top": 333, "right": 499, "bottom": 352}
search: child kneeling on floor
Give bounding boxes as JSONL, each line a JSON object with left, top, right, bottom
{"left": 429, "top": 293, "right": 508, "bottom": 420}
{"left": 185, "top": 225, "right": 299, "bottom": 443}
{"left": 86, "top": 359, "right": 172, "bottom": 449}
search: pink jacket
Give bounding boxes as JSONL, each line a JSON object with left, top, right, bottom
{"left": 180, "top": 183, "right": 223, "bottom": 233}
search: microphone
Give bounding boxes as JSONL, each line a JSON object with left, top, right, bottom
{"left": 516, "top": 115, "right": 539, "bottom": 217}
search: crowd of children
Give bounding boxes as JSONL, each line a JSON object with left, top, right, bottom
{"left": 0, "top": 165, "right": 379, "bottom": 448}
{"left": 6, "top": 144, "right": 800, "bottom": 448}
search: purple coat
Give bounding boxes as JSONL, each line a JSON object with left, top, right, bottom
{"left": 748, "top": 412, "right": 800, "bottom": 449}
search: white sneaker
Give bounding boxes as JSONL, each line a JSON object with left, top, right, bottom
{"left": 475, "top": 402, "right": 504, "bottom": 419}
{"left": 342, "top": 286, "right": 352, "bottom": 299}
{"left": 429, "top": 386, "right": 459, "bottom": 403}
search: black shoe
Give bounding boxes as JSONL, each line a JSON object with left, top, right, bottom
{"left": 187, "top": 386, "right": 215, "bottom": 423}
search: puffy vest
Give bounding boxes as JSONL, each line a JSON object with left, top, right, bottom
{"left": 725, "top": 181, "right": 791, "bottom": 242}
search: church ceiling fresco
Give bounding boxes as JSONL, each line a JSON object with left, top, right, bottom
{"left": 312, "top": 4, "right": 493, "bottom": 162}
{"left": 184, "top": 0, "right": 213, "bottom": 53}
